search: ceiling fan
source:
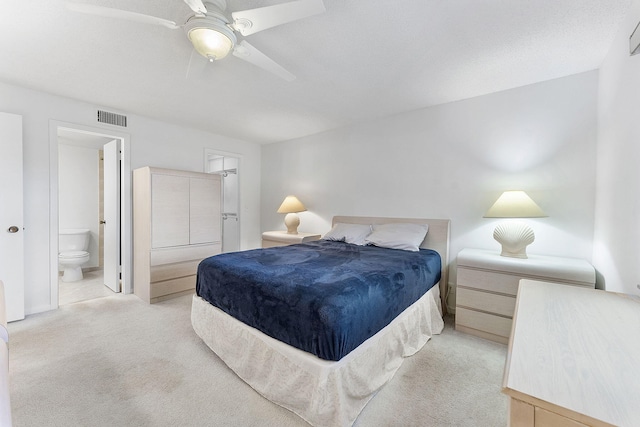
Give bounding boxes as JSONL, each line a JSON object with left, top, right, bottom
{"left": 65, "top": 0, "right": 326, "bottom": 81}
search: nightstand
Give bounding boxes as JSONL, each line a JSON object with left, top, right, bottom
{"left": 455, "top": 248, "right": 595, "bottom": 344}
{"left": 261, "top": 231, "right": 321, "bottom": 248}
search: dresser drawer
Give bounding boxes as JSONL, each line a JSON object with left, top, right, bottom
{"left": 150, "top": 275, "right": 195, "bottom": 299}
{"left": 150, "top": 243, "right": 221, "bottom": 266}
{"left": 456, "top": 287, "right": 516, "bottom": 318}
{"left": 457, "top": 267, "right": 521, "bottom": 296}
{"left": 150, "top": 260, "right": 201, "bottom": 282}
{"left": 456, "top": 307, "right": 513, "bottom": 339}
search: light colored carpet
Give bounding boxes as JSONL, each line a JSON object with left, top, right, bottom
{"left": 7, "top": 294, "right": 508, "bottom": 426}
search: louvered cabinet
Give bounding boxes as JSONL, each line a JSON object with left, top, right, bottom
{"left": 133, "top": 167, "right": 222, "bottom": 303}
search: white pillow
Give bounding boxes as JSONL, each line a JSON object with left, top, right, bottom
{"left": 322, "top": 223, "right": 373, "bottom": 246}
{"left": 364, "top": 223, "right": 429, "bottom": 252}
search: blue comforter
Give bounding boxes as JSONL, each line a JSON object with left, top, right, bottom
{"left": 196, "top": 240, "right": 441, "bottom": 361}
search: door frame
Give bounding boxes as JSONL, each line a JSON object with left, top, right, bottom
{"left": 49, "top": 121, "right": 132, "bottom": 309}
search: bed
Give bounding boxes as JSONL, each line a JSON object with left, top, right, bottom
{"left": 191, "top": 216, "right": 450, "bottom": 426}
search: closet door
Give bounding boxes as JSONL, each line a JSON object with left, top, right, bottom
{"left": 189, "top": 176, "right": 221, "bottom": 245}
{"left": 151, "top": 174, "right": 190, "bottom": 248}
{"left": 0, "top": 112, "right": 24, "bottom": 321}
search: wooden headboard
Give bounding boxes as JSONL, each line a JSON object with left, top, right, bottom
{"left": 332, "top": 216, "right": 451, "bottom": 314}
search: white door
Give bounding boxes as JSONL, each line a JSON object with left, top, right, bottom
{"left": 103, "top": 140, "right": 120, "bottom": 293}
{"left": 0, "top": 112, "right": 24, "bottom": 321}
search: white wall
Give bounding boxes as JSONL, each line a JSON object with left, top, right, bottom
{"left": 58, "top": 143, "right": 100, "bottom": 268}
{"left": 262, "top": 71, "right": 599, "bottom": 306}
{"left": 126, "top": 117, "right": 262, "bottom": 253}
{"left": 0, "top": 80, "right": 262, "bottom": 316}
{"left": 593, "top": 0, "right": 640, "bottom": 296}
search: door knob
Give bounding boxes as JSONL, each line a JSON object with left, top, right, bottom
{"left": 100, "top": 220, "right": 106, "bottom": 224}
{"left": 7, "top": 226, "right": 19, "bottom": 233}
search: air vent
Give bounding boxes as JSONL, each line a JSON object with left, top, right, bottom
{"left": 97, "top": 110, "right": 127, "bottom": 127}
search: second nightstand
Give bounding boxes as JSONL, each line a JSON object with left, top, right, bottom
{"left": 261, "top": 231, "right": 321, "bottom": 248}
{"left": 455, "top": 248, "right": 596, "bottom": 344}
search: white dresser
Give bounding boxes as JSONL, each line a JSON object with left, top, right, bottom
{"left": 133, "top": 167, "right": 222, "bottom": 303}
{"left": 455, "top": 248, "right": 595, "bottom": 343}
{"left": 503, "top": 280, "right": 640, "bottom": 427}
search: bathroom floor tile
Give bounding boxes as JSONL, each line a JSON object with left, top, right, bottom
{"left": 59, "top": 269, "right": 115, "bottom": 306}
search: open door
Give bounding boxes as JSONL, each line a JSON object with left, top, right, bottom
{"left": 0, "top": 112, "right": 25, "bottom": 321}
{"left": 103, "top": 140, "right": 121, "bottom": 293}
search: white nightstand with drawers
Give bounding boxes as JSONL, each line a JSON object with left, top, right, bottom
{"left": 455, "top": 248, "right": 595, "bottom": 344}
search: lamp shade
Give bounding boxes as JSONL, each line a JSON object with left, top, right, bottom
{"left": 277, "top": 196, "right": 306, "bottom": 214}
{"left": 483, "top": 191, "right": 547, "bottom": 218}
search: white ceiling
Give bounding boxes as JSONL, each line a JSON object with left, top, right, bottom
{"left": 0, "top": 0, "right": 631, "bottom": 144}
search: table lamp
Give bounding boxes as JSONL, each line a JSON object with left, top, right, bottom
{"left": 277, "top": 195, "right": 307, "bottom": 234}
{"left": 484, "top": 191, "right": 547, "bottom": 259}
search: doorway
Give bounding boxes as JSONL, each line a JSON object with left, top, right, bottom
{"left": 205, "top": 150, "right": 240, "bottom": 253}
{"left": 50, "top": 122, "right": 132, "bottom": 309}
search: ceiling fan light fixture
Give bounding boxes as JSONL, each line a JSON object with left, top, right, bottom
{"left": 185, "top": 16, "right": 237, "bottom": 61}
{"left": 189, "top": 27, "right": 234, "bottom": 60}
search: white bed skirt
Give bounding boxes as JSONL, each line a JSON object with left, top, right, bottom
{"left": 191, "top": 285, "right": 444, "bottom": 427}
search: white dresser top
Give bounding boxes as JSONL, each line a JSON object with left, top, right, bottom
{"left": 457, "top": 248, "right": 595, "bottom": 285}
{"left": 503, "top": 280, "right": 640, "bottom": 426}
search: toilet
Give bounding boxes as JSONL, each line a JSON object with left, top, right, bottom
{"left": 59, "top": 229, "right": 91, "bottom": 282}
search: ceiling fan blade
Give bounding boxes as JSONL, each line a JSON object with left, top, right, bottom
{"left": 65, "top": 2, "right": 179, "bottom": 30}
{"left": 231, "top": 0, "right": 325, "bottom": 36}
{"left": 232, "top": 40, "right": 296, "bottom": 81}
{"left": 183, "top": 0, "right": 207, "bottom": 15}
